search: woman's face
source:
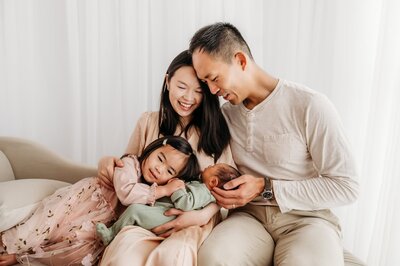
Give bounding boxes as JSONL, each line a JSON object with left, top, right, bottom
{"left": 141, "top": 145, "right": 188, "bottom": 185}
{"left": 167, "top": 66, "right": 203, "bottom": 123}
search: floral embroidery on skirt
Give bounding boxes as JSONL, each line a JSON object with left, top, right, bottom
{"left": 1, "top": 177, "right": 117, "bottom": 265}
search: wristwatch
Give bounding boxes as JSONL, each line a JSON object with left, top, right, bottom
{"left": 261, "top": 176, "right": 274, "bottom": 200}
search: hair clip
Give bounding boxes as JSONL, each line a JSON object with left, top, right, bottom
{"left": 162, "top": 138, "right": 168, "bottom": 146}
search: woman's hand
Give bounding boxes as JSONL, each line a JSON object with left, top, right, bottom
{"left": 211, "top": 174, "right": 264, "bottom": 209}
{"left": 151, "top": 203, "right": 220, "bottom": 237}
{"left": 97, "top": 156, "right": 124, "bottom": 190}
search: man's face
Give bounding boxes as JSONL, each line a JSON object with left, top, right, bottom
{"left": 192, "top": 49, "right": 245, "bottom": 105}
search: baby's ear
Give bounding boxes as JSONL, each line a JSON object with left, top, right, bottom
{"left": 209, "top": 176, "right": 219, "bottom": 188}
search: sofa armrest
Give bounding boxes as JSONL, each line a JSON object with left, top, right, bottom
{"left": 0, "top": 136, "right": 97, "bottom": 184}
{"left": 0, "top": 150, "right": 15, "bottom": 181}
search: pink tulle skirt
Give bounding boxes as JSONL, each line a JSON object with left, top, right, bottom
{"left": 1, "top": 177, "right": 117, "bottom": 266}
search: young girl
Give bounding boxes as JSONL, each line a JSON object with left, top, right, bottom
{"left": 96, "top": 163, "right": 240, "bottom": 246}
{"left": 0, "top": 136, "right": 199, "bottom": 266}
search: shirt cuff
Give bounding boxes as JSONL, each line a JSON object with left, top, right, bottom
{"left": 148, "top": 182, "right": 158, "bottom": 206}
{"left": 272, "top": 180, "right": 291, "bottom": 213}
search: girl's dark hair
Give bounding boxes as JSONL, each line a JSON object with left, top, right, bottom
{"left": 158, "top": 50, "right": 231, "bottom": 163}
{"left": 138, "top": 136, "right": 200, "bottom": 182}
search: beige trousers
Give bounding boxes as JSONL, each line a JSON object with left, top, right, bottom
{"left": 99, "top": 213, "right": 220, "bottom": 266}
{"left": 198, "top": 205, "right": 365, "bottom": 266}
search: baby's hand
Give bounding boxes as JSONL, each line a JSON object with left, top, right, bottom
{"left": 164, "top": 179, "right": 185, "bottom": 196}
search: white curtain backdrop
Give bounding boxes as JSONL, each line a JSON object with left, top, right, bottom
{"left": 0, "top": 0, "right": 399, "bottom": 265}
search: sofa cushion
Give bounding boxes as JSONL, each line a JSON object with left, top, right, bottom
{"left": 0, "top": 151, "right": 15, "bottom": 182}
{"left": 0, "top": 179, "right": 70, "bottom": 232}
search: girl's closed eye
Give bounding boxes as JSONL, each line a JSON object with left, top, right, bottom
{"left": 168, "top": 169, "right": 174, "bottom": 176}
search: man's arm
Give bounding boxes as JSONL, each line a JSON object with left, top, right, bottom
{"left": 272, "top": 93, "right": 359, "bottom": 212}
{"left": 215, "top": 93, "right": 359, "bottom": 212}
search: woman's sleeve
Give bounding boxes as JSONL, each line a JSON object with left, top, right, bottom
{"left": 113, "top": 156, "right": 157, "bottom": 206}
{"left": 125, "top": 112, "right": 151, "bottom": 155}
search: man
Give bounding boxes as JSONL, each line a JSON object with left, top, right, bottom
{"left": 189, "top": 22, "right": 364, "bottom": 266}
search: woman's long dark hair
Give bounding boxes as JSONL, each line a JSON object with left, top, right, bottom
{"left": 158, "top": 50, "right": 231, "bottom": 162}
{"left": 139, "top": 136, "right": 200, "bottom": 182}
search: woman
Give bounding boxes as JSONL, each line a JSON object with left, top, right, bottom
{"left": 98, "top": 50, "right": 234, "bottom": 265}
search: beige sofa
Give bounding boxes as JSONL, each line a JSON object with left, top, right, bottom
{"left": 0, "top": 136, "right": 365, "bottom": 265}
{"left": 0, "top": 136, "right": 97, "bottom": 234}
{"left": 0, "top": 136, "right": 96, "bottom": 184}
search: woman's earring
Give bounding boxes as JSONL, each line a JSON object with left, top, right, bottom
{"left": 165, "top": 74, "right": 169, "bottom": 90}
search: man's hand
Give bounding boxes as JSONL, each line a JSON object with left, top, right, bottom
{"left": 97, "top": 156, "right": 124, "bottom": 190}
{"left": 211, "top": 174, "right": 264, "bottom": 209}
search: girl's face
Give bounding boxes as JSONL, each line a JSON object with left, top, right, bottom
{"left": 141, "top": 145, "right": 189, "bottom": 185}
{"left": 167, "top": 66, "right": 203, "bottom": 123}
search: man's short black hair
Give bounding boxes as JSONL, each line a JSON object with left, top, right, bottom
{"left": 189, "top": 22, "right": 253, "bottom": 63}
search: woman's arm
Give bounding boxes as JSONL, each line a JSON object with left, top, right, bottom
{"left": 151, "top": 203, "right": 220, "bottom": 237}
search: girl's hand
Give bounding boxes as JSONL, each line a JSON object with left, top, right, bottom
{"left": 151, "top": 203, "right": 220, "bottom": 237}
{"left": 164, "top": 179, "right": 186, "bottom": 196}
{"left": 155, "top": 179, "right": 185, "bottom": 199}
{"left": 97, "top": 156, "right": 124, "bottom": 189}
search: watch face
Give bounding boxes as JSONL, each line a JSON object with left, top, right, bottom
{"left": 262, "top": 190, "right": 273, "bottom": 200}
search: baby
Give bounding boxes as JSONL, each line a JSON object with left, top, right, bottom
{"left": 96, "top": 163, "right": 240, "bottom": 245}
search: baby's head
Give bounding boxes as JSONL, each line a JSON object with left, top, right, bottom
{"left": 201, "top": 163, "right": 241, "bottom": 190}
